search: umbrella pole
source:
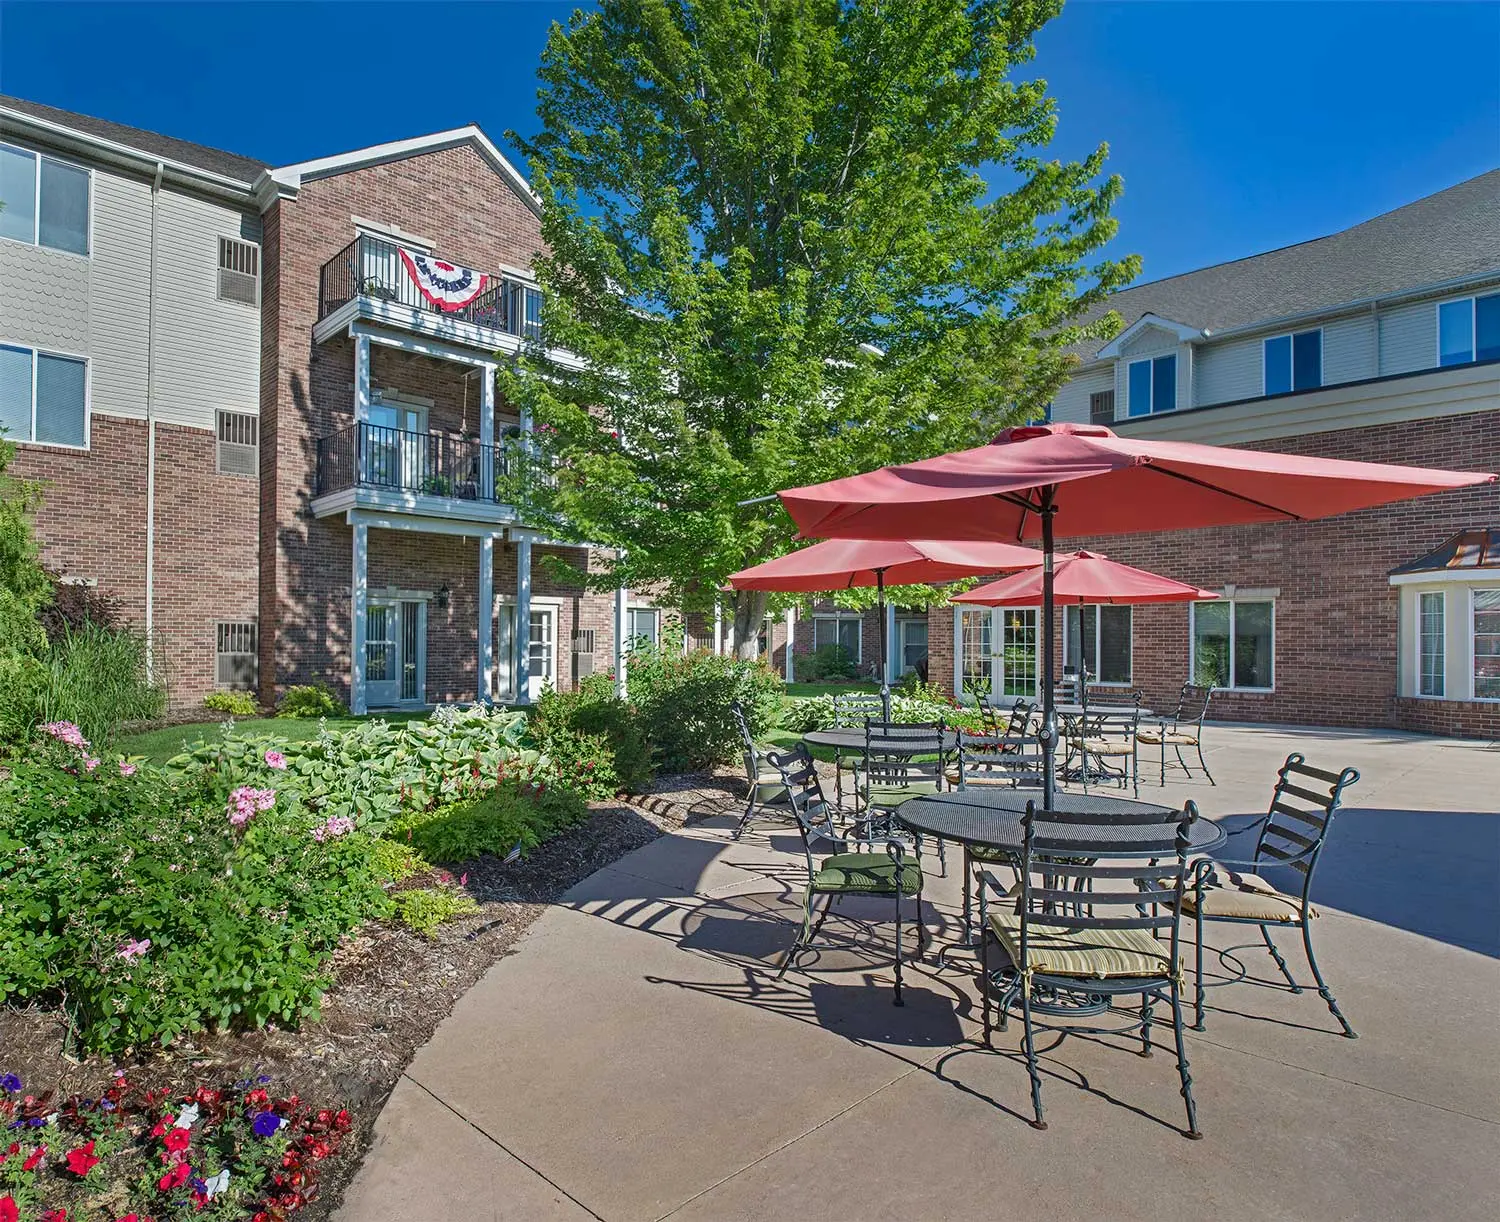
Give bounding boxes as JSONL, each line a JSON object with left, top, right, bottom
{"left": 877, "top": 568, "right": 891, "bottom": 720}
{"left": 1040, "top": 487, "right": 1057, "bottom": 807}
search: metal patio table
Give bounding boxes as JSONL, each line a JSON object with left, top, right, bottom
{"left": 1054, "top": 703, "right": 1153, "bottom": 787}
{"left": 896, "top": 789, "right": 1224, "bottom": 1004}
{"left": 801, "top": 727, "right": 964, "bottom": 753}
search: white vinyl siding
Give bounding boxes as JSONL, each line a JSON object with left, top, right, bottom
{"left": 1378, "top": 296, "right": 1441, "bottom": 376}
{"left": 1320, "top": 312, "right": 1377, "bottom": 385}
{"left": 1049, "top": 365, "right": 1114, "bottom": 425}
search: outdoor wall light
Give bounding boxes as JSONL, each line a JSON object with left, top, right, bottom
{"left": 436, "top": 584, "right": 451, "bottom": 609}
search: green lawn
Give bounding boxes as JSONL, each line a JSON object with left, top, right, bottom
{"left": 118, "top": 712, "right": 427, "bottom": 765}
{"left": 784, "top": 680, "right": 879, "bottom": 698}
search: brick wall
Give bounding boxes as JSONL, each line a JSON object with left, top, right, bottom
{"left": 260, "top": 144, "right": 546, "bottom": 703}
{"left": 13, "top": 415, "right": 259, "bottom": 709}
{"left": 925, "top": 409, "right": 1500, "bottom": 736}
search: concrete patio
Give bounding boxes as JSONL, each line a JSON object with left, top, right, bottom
{"left": 336, "top": 724, "right": 1500, "bottom": 1221}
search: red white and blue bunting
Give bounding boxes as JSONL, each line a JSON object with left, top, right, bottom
{"left": 398, "top": 249, "right": 489, "bottom": 312}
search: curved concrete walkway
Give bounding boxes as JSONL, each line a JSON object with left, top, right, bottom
{"left": 336, "top": 725, "right": 1500, "bottom": 1221}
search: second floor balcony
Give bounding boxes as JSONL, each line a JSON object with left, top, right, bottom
{"left": 317, "top": 234, "right": 542, "bottom": 348}
{"left": 313, "top": 422, "right": 551, "bottom": 524}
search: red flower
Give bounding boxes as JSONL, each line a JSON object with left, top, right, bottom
{"left": 1, "top": 1196, "right": 18, "bottom": 1222}
{"left": 150, "top": 1119, "right": 167, "bottom": 1137}
{"left": 158, "top": 1162, "right": 192, "bottom": 1191}
{"left": 64, "top": 1140, "right": 99, "bottom": 1176}
{"left": 22, "top": 1144, "right": 45, "bottom": 1172}
{"left": 163, "top": 1128, "right": 190, "bottom": 1154}
{"left": 333, "top": 1109, "right": 352, "bottom": 1131}
{"left": 42, "top": 1210, "right": 69, "bottom": 1222}
{"left": 245, "top": 1088, "right": 270, "bottom": 1107}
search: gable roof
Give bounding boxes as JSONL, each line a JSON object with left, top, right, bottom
{"left": 1074, "top": 168, "right": 1500, "bottom": 363}
{"left": 0, "top": 93, "right": 269, "bottom": 183}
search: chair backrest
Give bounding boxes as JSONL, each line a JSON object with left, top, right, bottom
{"left": 1014, "top": 799, "right": 1199, "bottom": 978}
{"left": 863, "top": 718, "right": 947, "bottom": 786}
{"left": 833, "top": 692, "right": 883, "bottom": 728}
{"left": 765, "top": 745, "right": 841, "bottom": 849}
{"left": 956, "top": 729, "right": 1041, "bottom": 788}
{"left": 976, "top": 701, "right": 1004, "bottom": 735}
{"left": 1003, "top": 698, "right": 1035, "bottom": 739}
{"left": 1089, "top": 704, "right": 1141, "bottom": 741}
{"left": 1252, "top": 752, "right": 1360, "bottom": 895}
{"left": 1166, "top": 683, "right": 1213, "bottom": 731}
{"left": 730, "top": 700, "right": 758, "bottom": 782}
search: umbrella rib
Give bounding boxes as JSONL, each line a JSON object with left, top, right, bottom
{"left": 1145, "top": 464, "right": 1306, "bottom": 521}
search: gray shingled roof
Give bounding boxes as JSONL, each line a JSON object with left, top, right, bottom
{"left": 0, "top": 94, "right": 269, "bottom": 183}
{"left": 1073, "top": 168, "right": 1500, "bottom": 362}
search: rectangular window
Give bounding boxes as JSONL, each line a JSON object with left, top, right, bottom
{"left": 1475, "top": 589, "right": 1500, "bottom": 701}
{"left": 1064, "top": 604, "right": 1132, "bottom": 684}
{"left": 217, "top": 236, "right": 261, "bottom": 305}
{"left": 1192, "top": 599, "right": 1274, "bottom": 691}
{"left": 626, "top": 607, "right": 659, "bottom": 648}
{"left": 812, "top": 615, "right": 861, "bottom": 661}
{"left": 1439, "top": 293, "right": 1500, "bottom": 367}
{"left": 1088, "top": 389, "right": 1115, "bottom": 424}
{"left": 0, "top": 343, "right": 87, "bottom": 447}
{"left": 1264, "top": 329, "right": 1322, "bottom": 395}
{"left": 216, "top": 410, "right": 259, "bottom": 476}
{"left": 1419, "top": 591, "right": 1445, "bottom": 698}
{"left": 216, "top": 621, "right": 258, "bottom": 690}
{"left": 898, "top": 618, "right": 928, "bottom": 675}
{"left": 0, "top": 142, "right": 89, "bottom": 254}
{"left": 1127, "top": 353, "right": 1177, "bottom": 416}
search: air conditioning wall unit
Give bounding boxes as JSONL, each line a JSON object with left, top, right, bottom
{"left": 572, "top": 629, "right": 597, "bottom": 681}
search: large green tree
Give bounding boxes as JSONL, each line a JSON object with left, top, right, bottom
{"left": 504, "top": 0, "right": 1137, "bottom": 656}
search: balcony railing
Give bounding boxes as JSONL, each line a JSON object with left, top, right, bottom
{"left": 317, "top": 234, "right": 542, "bottom": 340}
{"left": 316, "top": 422, "right": 543, "bottom": 506}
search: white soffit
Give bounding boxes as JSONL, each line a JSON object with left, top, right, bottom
{"left": 1096, "top": 313, "right": 1204, "bottom": 359}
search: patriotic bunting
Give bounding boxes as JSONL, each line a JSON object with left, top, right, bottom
{"left": 398, "top": 249, "right": 490, "bottom": 312}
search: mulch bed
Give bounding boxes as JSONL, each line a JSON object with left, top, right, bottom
{"left": 0, "top": 770, "right": 747, "bottom": 1219}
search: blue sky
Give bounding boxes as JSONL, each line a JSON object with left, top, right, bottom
{"left": 1, "top": 1, "right": 1495, "bottom": 283}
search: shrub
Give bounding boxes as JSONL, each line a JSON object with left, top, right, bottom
{"left": 391, "top": 778, "right": 589, "bottom": 864}
{"left": 205, "top": 689, "right": 259, "bottom": 716}
{"left": 163, "top": 704, "right": 544, "bottom": 834}
{"left": 277, "top": 682, "right": 346, "bottom": 718}
{"left": 392, "top": 887, "right": 481, "bottom": 937}
{"left": 528, "top": 673, "right": 652, "bottom": 798}
{"left": 781, "top": 690, "right": 985, "bottom": 734}
{"left": 0, "top": 748, "right": 389, "bottom": 1053}
{"left": 800, "top": 643, "right": 858, "bottom": 681}
{"left": 625, "top": 643, "right": 782, "bottom": 772}
{"left": 37, "top": 571, "right": 123, "bottom": 643}
{"left": 28, "top": 622, "right": 165, "bottom": 746}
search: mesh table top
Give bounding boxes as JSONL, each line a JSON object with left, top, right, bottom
{"left": 896, "top": 789, "right": 1226, "bottom": 855}
{"left": 802, "top": 728, "right": 963, "bottom": 752}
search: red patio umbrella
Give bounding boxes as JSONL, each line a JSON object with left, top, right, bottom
{"left": 778, "top": 422, "right": 1497, "bottom": 800}
{"left": 952, "top": 550, "right": 1219, "bottom": 607}
{"left": 729, "top": 537, "right": 1040, "bottom": 715}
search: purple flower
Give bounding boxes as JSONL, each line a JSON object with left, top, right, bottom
{"left": 0, "top": 1074, "right": 20, "bottom": 1092}
{"left": 251, "top": 1111, "right": 283, "bottom": 1138}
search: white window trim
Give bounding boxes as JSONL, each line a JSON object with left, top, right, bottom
{"left": 1062, "top": 603, "right": 1134, "bottom": 686}
{"left": 1261, "top": 327, "right": 1324, "bottom": 396}
{"left": 0, "top": 339, "right": 91, "bottom": 450}
{"left": 1415, "top": 589, "right": 1446, "bottom": 700}
{"left": 0, "top": 139, "right": 93, "bottom": 259}
{"left": 1189, "top": 599, "right": 1276, "bottom": 693}
{"left": 1473, "top": 587, "right": 1500, "bottom": 703}
{"left": 812, "top": 612, "right": 863, "bottom": 663}
{"left": 626, "top": 604, "right": 661, "bottom": 645}
{"left": 1435, "top": 291, "right": 1500, "bottom": 368}
{"left": 1126, "top": 352, "right": 1177, "bottom": 416}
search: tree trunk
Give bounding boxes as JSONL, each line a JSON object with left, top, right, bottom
{"left": 730, "top": 589, "right": 768, "bottom": 660}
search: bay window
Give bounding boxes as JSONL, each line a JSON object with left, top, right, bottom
{"left": 1192, "top": 599, "right": 1274, "bottom": 691}
{"left": 1063, "top": 604, "right": 1132, "bottom": 684}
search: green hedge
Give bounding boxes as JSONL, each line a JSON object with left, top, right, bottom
{"left": 626, "top": 644, "right": 783, "bottom": 772}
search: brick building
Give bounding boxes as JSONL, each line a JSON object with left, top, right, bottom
{"left": 0, "top": 96, "right": 753, "bottom": 713}
{"left": 792, "top": 172, "right": 1500, "bottom": 737}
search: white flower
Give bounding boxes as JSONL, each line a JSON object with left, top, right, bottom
{"left": 172, "top": 1102, "right": 200, "bottom": 1129}
{"left": 202, "top": 1169, "right": 231, "bottom": 1199}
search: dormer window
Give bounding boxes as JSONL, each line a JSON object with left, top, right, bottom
{"left": 1127, "top": 354, "right": 1176, "bottom": 416}
{"left": 1263, "top": 329, "right": 1322, "bottom": 395}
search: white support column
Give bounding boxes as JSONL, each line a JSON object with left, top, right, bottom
{"left": 614, "top": 584, "right": 629, "bottom": 698}
{"left": 351, "top": 520, "right": 368, "bottom": 716}
{"left": 354, "top": 334, "right": 371, "bottom": 424}
{"left": 479, "top": 363, "right": 496, "bottom": 500}
{"left": 784, "top": 606, "right": 796, "bottom": 683}
{"left": 713, "top": 602, "right": 724, "bottom": 656}
{"left": 515, "top": 535, "right": 533, "bottom": 702}
{"left": 477, "top": 535, "right": 494, "bottom": 703}
{"left": 885, "top": 600, "right": 897, "bottom": 685}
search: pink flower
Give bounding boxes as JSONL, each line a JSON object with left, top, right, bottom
{"left": 40, "top": 721, "right": 89, "bottom": 751}
{"left": 227, "top": 786, "right": 276, "bottom": 827}
{"left": 116, "top": 938, "right": 151, "bottom": 962}
{"left": 310, "top": 814, "right": 355, "bottom": 843}
{"left": 117, "top": 760, "right": 137, "bottom": 777}
{"left": 83, "top": 757, "right": 100, "bottom": 773}
{"left": 264, "top": 750, "right": 287, "bottom": 770}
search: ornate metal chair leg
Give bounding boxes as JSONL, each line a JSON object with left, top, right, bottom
{"left": 1174, "top": 743, "right": 1189, "bottom": 780}
{"left": 1302, "top": 919, "right": 1357, "bottom": 1038}
{"left": 733, "top": 798, "right": 754, "bottom": 840}
{"left": 1194, "top": 907, "right": 1207, "bottom": 1030}
{"left": 1171, "top": 979, "right": 1203, "bottom": 1139}
{"left": 1197, "top": 740, "right": 1214, "bottom": 785}
{"left": 777, "top": 888, "right": 818, "bottom": 980}
{"left": 981, "top": 919, "right": 992, "bottom": 1045}
{"left": 1160, "top": 738, "right": 1167, "bottom": 786}
{"left": 1020, "top": 983, "right": 1046, "bottom": 1130}
{"left": 1140, "top": 991, "right": 1155, "bottom": 1057}
{"left": 1262, "top": 924, "right": 1300, "bottom": 992}
{"left": 892, "top": 889, "right": 905, "bottom": 1007}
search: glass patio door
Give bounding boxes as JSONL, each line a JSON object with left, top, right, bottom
{"left": 897, "top": 618, "right": 929, "bottom": 676}
{"left": 365, "top": 600, "right": 423, "bottom": 708}
{"left": 996, "top": 607, "right": 1039, "bottom": 699}
{"left": 496, "top": 605, "right": 557, "bottom": 701}
{"left": 364, "top": 400, "right": 427, "bottom": 491}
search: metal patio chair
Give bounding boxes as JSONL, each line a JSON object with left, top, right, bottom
{"left": 831, "top": 691, "right": 884, "bottom": 810}
{"left": 1070, "top": 702, "right": 1142, "bottom": 796}
{"left": 858, "top": 718, "right": 951, "bottom": 874}
{"left": 729, "top": 701, "right": 791, "bottom": 840}
{"left": 948, "top": 728, "right": 1044, "bottom": 943}
{"left": 766, "top": 745, "right": 925, "bottom": 1005}
{"left": 1181, "top": 752, "right": 1360, "bottom": 1037}
{"left": 980, "top": 798, "right": 1204, "bottom": 1138}
{"left": 1138, "top": 683, "right": 1215, "bottom": 785}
